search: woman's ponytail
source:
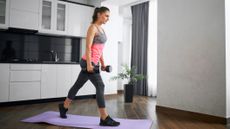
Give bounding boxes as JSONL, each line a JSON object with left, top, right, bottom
{"left": 92, "top": 6, "right": 110, "bottom": 23}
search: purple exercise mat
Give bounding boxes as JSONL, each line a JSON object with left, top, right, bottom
{"left": 21, "top": 111, "right": 152, "bottom": 129}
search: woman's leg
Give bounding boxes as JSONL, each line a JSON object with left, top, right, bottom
{"left": 88, "top": 73, "right": 120, "bottom": 126}
{"left": 88, "top": 73, "right": 107, "bottom": 118}
{"left": 59, "top": 70, "right": 89, "bottom": 118}
{"left": 64, "top": 70, "right": 89, "bottom": 108}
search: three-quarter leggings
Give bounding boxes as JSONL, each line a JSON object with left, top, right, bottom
{"left": 67, "top": 59, "right": 105, "bottom": 108}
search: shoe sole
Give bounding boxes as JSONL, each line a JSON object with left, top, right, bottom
{"left": 99, "top": 123, "right": 120, "bottom": 126}
{"left": 58, "top": 104, "right": 67, "bottom": 119}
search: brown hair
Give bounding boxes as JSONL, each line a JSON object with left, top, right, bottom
{"left": 92, "top": 6, "right": 110, "bottom": 23}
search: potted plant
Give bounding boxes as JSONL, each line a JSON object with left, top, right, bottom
{"left": 111, "top": 64, "right": 145, "bottom": 103}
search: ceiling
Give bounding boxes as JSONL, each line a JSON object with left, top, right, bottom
{"left": 102, "top": 0, "right": 148, "bottom": 6}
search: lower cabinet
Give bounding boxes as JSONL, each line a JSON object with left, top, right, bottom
{"left": 56, "top": 65, "right": 72, "bottom": 97}
{"left": 0, "top": 64, "right": 10, "bottom": 102}
{"left": 9, "top": 64, "right": 42, "bottom": 101}
{"left": 41, "top": 64, "right": 57, "bottom": 99}
{"left": 9, "top": 82, "right": 41, "bottom": 101}
{"left": 0, "top": 63, "right": 96, "bottom": 102}
{"left": 41, "top": 64, "right": 95, "bottom": 99}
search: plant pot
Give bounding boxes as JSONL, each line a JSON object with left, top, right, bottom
{"left": 124, "top": 84, "right": 134, "bottom": 103}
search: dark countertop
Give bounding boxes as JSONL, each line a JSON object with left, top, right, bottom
{"left": 0, "top": 61, "right": 80, "bottom": 64}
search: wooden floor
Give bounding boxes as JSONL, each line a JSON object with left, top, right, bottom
{"left": 0, "top": 93, "right": 228, "bottom": 129}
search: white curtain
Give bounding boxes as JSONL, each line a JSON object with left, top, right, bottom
{"left": 147, "top": 0, "right": 157, "bottom": 97}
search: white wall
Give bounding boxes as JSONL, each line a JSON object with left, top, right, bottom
{"left": 226, "top": 0, "right": 230, "bottom": 118}
{"left": 157, "top": 0, "right": 226, "bottom": 117}
{"left": 116, "top": 6, "right": 132, "bottom": 90}
{"left": 101, "top": 2, "right": 123, "bottom": 94}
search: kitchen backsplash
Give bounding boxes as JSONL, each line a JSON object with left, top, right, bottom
{"left": 0, "top": 31, "right": 81, "bottom": 63}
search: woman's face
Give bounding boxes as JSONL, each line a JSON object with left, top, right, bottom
{"left": 98, "top": 11, "right": 110, "bottom": 24}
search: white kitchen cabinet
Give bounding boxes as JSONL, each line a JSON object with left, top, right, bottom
{"left": 80, "top": 6, "right": 93, "bottom": 37}
{"left": 68, "top": 3, "right": 93, "bottom": 37}
{"left": 39, "top": 0, "right": 53, "bottom": 32}
{"left": 41, "top": 64, "right": 57, "bottom": 98}
{"left": 71, "top": 64, "right": 81, "bottom": 85}
{"left": 56, "top": 64, "right": 72, "bottom": 97}
{"left": 9, "top": 0, "right": 39, "bottom": 30}
{"left": 9, "top": 82, "right": 41, "bottom": 101}
{"left": 39, "top": 0, "right": 68, "bottom": 35}
{"left": 0, "top": 0, "right": 9, "bottom": 29}
{"left": 9, "top": 64, "right": 42, "bottom": 101}
{"left": 10, "top": 71, "right": 41, "bottom": 82}
{"left": 55, "top": 1, "right": 68, "bottom": 34}
{"left": 0, "top": 64, "right": 9, "bottom": 102}
{"left": 10, "top": 64, "right": 42, "bottom": 70}
{"left": 67, "top": 4, "right": 83, "bottom": 37}
{"left": 0, "top": 63, "right": 98, "bottom": 102}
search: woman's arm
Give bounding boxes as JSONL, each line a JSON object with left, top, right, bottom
{"left": 100, "top": 53, "right": 106, "bottom": 71}
{"left": 86, "top": 25, "right": 96, "bottom": 72}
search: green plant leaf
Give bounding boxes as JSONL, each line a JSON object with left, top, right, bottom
{"left": 110, "top": 64, "right": 145, "bottom": 85}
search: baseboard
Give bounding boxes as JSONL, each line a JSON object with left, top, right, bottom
{"left": 156, "top": 105, "right": 228, "bottom": 125}
{"left": 118, "top": 90, "right": 124, "bottom": 94}
{"left": 0, "top": 94, "right": 96, "bottom": 107}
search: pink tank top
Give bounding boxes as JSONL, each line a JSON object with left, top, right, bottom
{"left": 82, "top": 26, "right": 107, "bottom": 64}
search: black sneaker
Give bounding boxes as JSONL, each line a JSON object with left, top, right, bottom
{"left": 99, "top": 115, "right": 120, "bottom": 126}
{"left": 58, "top": 103, "right": 68, "bottom": 119}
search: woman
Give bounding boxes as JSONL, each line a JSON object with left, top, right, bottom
{"left": 58, "top": 7, "right": 120, "bottom": 127}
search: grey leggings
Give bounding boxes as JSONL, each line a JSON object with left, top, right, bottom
{"left": 67, "top": 59, "right": 105, "bottom": 108}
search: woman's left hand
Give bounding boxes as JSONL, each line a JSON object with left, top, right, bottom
{"left": 101, "top": 65, "right": 106, "bottom": 71}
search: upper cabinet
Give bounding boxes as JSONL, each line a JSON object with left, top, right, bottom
{"left": 0, "top": 0, "right": 9, "bottom": 29}
{"left": 1, "top": 0, "right": 93, "bottom": 37}
{"left": 68, "top": 3, "right": 93, "bottom": 37}
{"left": 9, "top": 0, "right": 40, "bottom": 30}
{"left": 39, "top": 0, "right": 68, "bottom": 35}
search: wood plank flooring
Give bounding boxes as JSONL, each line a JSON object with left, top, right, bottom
{"left": 0, "top": 93, "right": 228, "bottom": 129}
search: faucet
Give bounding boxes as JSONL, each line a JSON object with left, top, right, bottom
{"left": 49, "top": 50, "right": 59, "bottom": 62}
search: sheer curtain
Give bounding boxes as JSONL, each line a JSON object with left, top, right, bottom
{"left": 147, "top": 0, "right": 157, "bottom": 97}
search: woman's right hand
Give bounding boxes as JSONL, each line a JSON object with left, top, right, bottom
{"left": 87, "top": 65, "right": 94, "bottom": 73}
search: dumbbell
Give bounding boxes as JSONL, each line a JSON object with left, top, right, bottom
{"left": 82, "top": 65, "right": 112, "bottom": 73}
{"left": 104, "top": 65, "right": 112, "bottom": 73}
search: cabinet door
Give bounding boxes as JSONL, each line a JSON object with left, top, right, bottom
{"left": 0, "top": 0, "right": 9, "bottom": 29}
{"left": 41, "top": 64, "right": 57, "bottom": 99}
{"left": 55, "top": 1, "right": 68, "bottom": 34}
{"left": 0, "top": 64, "right": 9, "bottom": 102}
{"left": 10, "top": 0, "right": 39, "bottom": 12}
{"left": 67, "top": 3, "right": 82, "bottom": 37}
{"left": 80, "top": 6, "right": 93, "bottom": 37}
{"left": 9, "top": 0, "right": 39, "bottom": 30}
{"left": 9, "top": 82, "right": 41, "bottom": 101}
{"left": 56, "top": 65, "right": 72, "bottom": 97}
{"left": 39, "top": 0, "right": 55, "bottom": 33}
{"left": 68, "top": 4, "right": 93, "bottom": 37}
